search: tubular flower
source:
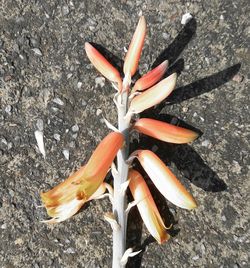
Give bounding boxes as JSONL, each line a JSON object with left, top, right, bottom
{"left": 132, "top": 60, "right": 169, "bottom": 92}
{"left": 136, "top": 150, "right": 197, "bottom": 210}
{"left": 85, "top": 42, "right": 122, "bottom": 91}
{"left": 128, "top": 73, "right": 177, "bottom": 114}
{"left": 134, "top": 118, "right": 199, "bottom": 144}
{"left": 123, "top": 16, "right": 146, "bottom": 78}
{"left": 129, "top": 169, "right": 170, "bottom": 244}
{"left": 41, "top": 131, "right": 124, "bottom": 223}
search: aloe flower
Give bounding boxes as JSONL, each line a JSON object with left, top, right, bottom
{"left": 123, "top": 16, "right": 146, "bottom": 78}
{"left": 129, "top": 169, "right": 170, "bottom": 244}
{"left": 132, "top": 60, "right": 169, "bottom": 92}
{"left": 85, "top": 42, "right": 123, "bottom": 91}
{"left": 135, "top": 150, "right": 197, "bottom": 210}
{"left": 41, "top": 132, "right": 124, "bottom": 223}
{"left": 128, "top": 73, "right": 177, "bottom": 114}
{"left": 134, "top": 118, "right": 199, "bottom": 144}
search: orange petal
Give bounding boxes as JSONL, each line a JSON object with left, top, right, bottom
{"left": 128, "top": 73, "right": 177, "bottom": 114}
{"left": 85, "top": 42, "right": 122, "bottom": 91}
{"left": 136, "top": 150, "right": 197, "bottom": 210}
{"left": 134, "top": 118, "right": 199, "bottom": 144}
{"left": 123, "top": 16, "right": 146, "bottom": 77}
{"left": 132, "top": 60, "right": 168, "bottom": 92}
{"left": 41, "top": 131, "right": 124, "bottom": 222}
{"left": 129, "top": 169, "right": 170, "bottom": 244}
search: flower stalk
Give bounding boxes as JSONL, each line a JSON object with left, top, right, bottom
{"left": 40, "top": 16, "right": 200, "bottom": 268}
{"left": 112, "top": 90, "right": 130, "bottom": 267}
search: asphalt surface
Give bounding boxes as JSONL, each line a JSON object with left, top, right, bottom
{"left": 0, "top": 0, "right": 249, "bottom": 267}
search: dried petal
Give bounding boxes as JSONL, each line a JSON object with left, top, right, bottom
{"left": 85, "top": 42, "right": 122, "bottom": 90}
{"left": 123, "top": 16, "right": 146, "bottom": 77}
{"left": 134, "top": 118, "right": 199, "bottom": 144}
{"left": 136, "top": 150, "right": 197, "bottom": 210}
{"left": 41, "top": 132, "right": 124, "bottom": 222}
{"left": 129, "top": 169, "right": 170, "bottom": 244}
{"left": 128, "top": 73, "right": 177, "bottom": 114}
{"left": 132, "top": 60, "right": 168, "bottom": 92}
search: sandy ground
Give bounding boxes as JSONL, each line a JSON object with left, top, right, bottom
{"left": 0, "top": 0, "right": 249, "bottom": 267}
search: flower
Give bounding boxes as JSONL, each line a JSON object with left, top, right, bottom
{"left": 41, "top": 132, "right": 124, "bottom": 223}
{"left": 129, "top": 169, "right": 170, "bottom": 244}
{"left": 134, "top": 118, "right": 199, "bottom": 144}
{"left": 136, "top": 150, "right": 197, "bottom": 210}
{"left": 85, "top": 42, "right": 122, "bottom": 91}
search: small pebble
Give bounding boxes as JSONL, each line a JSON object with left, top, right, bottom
{"left": 232, "top": 74, "right": 244, "bottom": 83}
{"left": 1, "top": 138, "right": 8, "bottom": 146}
{"left": 192, "top": 255, "right": 200, "bottom": 261}
{"left": 81, "top": 99, "right": 87, "bottom": 106}
{"left": 53, "top": 133, "right": 61, "bottom": 141}
{"left": 7, "top": 142, "right": 13, "bottom": 150}
{"left": 95, "top": 77, "right": 105, "bottom": 88}
{"left": 36, "top": 119, "right": 44, "bottom": 131}
{"left": 77, "top": 81, "right": 83, "bottom": 89}
{"left": 181, "top": 13, "right": 193, "bottom": 25}
{"left": 96, "top": 109, "right": 102, "bottom": 116}
{"left": 64, "top": 247, "right": 75, "bottom": 254}
{"left": 1, "top": 223, "right": 7, "bottom": 229}
{"left": 32, "top": 48, "right": 42, "bottom": 56}
{"left": 67, "top": 73, "right": 73, "bottom": 79}
{"left": 63, "top": 149, "right": 70, "bottom": 160}
{"left": 5, "top": 105, "right": 12, "bottom": 115}
{"left": 200, "top": 243, "right": 206, "bottom": 254}
{"left": 200, "top": 116, "right": 205, "bottom": 122}
{"left": 62, "top": 5, "right": 70, "bottom": 16}
{"left": 71, "top": 124, "right": 79, "bottom": 132}
{"left": 53, "top": 97, "right": 64, "bottom": 106}
{"left": 34, "top": 130, "right": 46, "bottom": 158}
{"left": 182, "top": 107, "right": 188, "bottom": 112}
{"left": 162, "top": 32, "right": 170, "bottom": 40}
{"left": 201, "top": 140, "right": 210, "bottom": 147}
{"left": 69, "top": 141, "right": 75, "bottom": 148}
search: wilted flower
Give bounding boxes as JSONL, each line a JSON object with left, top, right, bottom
{"left": 41, "top": 132, "right": 124, "bottom": 223}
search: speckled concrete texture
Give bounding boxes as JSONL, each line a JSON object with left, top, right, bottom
{"left": 0, "top": 0, "right": 249, "bottom": 267}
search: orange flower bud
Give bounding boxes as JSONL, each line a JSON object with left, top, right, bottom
{"left": 129, "top": 169, "right": 170, "bottom": 244}
{"left": 134, "top": 118, "right": 199, "bottom": 144}
{"left": 128, "top": 73, "right": 177, "bottom": 114}
{"left": 41, "top": 132, "right": 124, "bottom": 223}
{"left": 123, "top": 16, "right": 146, "bottom": 77}
{"left": 132, "top": 60, "right": 168, "bottom": 92}
{"left": 136, "top": 150, "right": 197, "bottom": 210}
{"left": 85, "top": 42, "right": 122, "bottom": 91}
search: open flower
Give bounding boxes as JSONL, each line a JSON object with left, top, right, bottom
{"left": 129, "top": 169, "right": 170, "bottom": 244}
{"left": 41, "top": 131, "right": 124, "bottom": 223}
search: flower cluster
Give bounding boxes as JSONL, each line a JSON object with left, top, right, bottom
{"left": 41, "top": 16, "right": 198, "bottom": 246}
